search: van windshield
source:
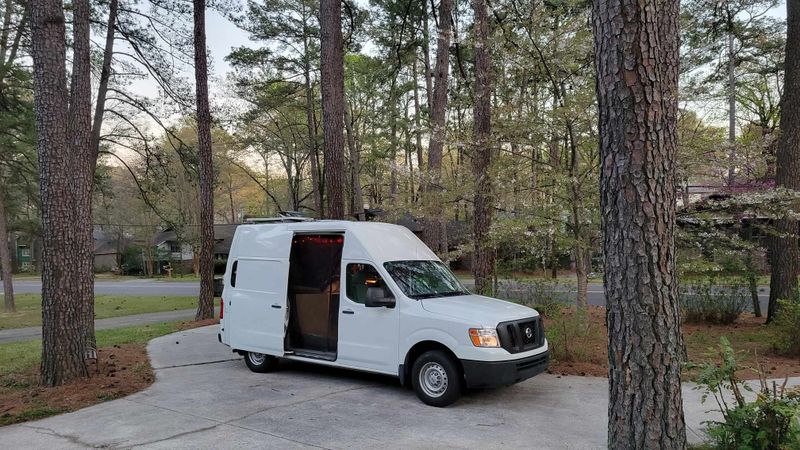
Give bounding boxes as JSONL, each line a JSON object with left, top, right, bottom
{"left": 383, "top": 260, "right": 469, "bottom": 299}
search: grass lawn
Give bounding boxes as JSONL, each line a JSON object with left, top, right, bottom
{"left": 0, "top": 295, "right": 198, "bottom": 329}
{"left": 0, "top": 319, "right": 217, "bottom": 426}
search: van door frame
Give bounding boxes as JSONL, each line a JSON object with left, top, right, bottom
{"left": 284, "top": 232, "right": 345, "bottom": 359}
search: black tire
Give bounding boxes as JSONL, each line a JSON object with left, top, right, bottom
{"left": 411, "top": 350, "right": 462, "bottom": 407}
{"left": 244, "top": 351, "right": 279, "bottom": 373}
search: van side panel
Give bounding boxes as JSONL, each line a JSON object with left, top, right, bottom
{"left": 226, "top": 225, "right": 293, "bottom": 356}
{"left": 228, "top": 258, "right": 290, "bottom": 356}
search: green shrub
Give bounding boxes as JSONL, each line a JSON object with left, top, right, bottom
{"left": 680, "top": 277, "right": 749, "bottom": 324}
{"left": 688, "top": 337, "right": 800, "bottom": 450}
{"left": 774, "top": 299, "right": 800, "bottom": 356}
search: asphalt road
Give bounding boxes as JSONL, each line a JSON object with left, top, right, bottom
{"left": 10, "top": 278, "right": 200, "bottom": 296}
{"left": 5, "top": 325, "right": 796, "bottom": 448}
{"left": 0, "top": 308, "right": 214, "bottom": 344}
{"left": 8, "top": 278, "right": 772, "bottom": 311}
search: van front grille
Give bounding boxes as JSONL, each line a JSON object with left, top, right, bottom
{"left": 497, "top": 316, "right": 544, "bottom": 354}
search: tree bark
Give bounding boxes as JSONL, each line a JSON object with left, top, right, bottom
{"left": 320, "top": 0, "right": 346, "bottom": 220}
{"left": 471, "top": 0, "right": 493, "bottom": 296}
{"left": 29, "top": 0, "right": 89, "bottom": 385}
{"left": 592, "top": 0, "right": 687, "bottom": 445}
{"left": 0, "top": 182, "right": 14, "bottom": 312}
{"left": 768, "top": 0, "right": 800, "bottom": 322}
{"left": 68, "top": 0, "right": 96, "bottom": 358}
{"left": 424, "top": 0, "right": 452, "bottom": 254}
{"left": 193, "top": 0, "right": 215, "bottom": 320}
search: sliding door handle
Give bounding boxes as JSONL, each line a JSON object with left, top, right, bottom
{"left": 342, "top": 309, "right": 354, "bottom": 315}
{"left": 271, "top": 304, "right": 282, "bottom": 309}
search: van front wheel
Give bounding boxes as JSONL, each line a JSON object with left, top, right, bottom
{"left": 411, "top": 350, "right": 462, "bottom": 407}
{"left": 244, "top": 351, "right": 279, "bottom": 373}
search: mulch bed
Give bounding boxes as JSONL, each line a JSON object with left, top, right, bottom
{"left": 0, "top": 318, "right": 218, "bottom": 426}
{"left": 544, "top": 307, "right": 800, "bottom": 380}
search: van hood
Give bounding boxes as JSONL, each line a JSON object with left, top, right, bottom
{"left": 420, "top": 294, "right": 538, "bottom": 325}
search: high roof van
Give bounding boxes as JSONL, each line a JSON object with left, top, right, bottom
{"left": 219, "top": 220, "right": 549, "bottom": 406}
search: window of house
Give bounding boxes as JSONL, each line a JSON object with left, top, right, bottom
{"left": 20, "top": 247, "right": 30, "bottom": 257}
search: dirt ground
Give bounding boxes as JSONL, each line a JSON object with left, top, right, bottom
{"left": 544, "top": 307, "right": 800, "bottom": 380}
{"left": 0, "top": 318, "right": 218, "bottom": 426}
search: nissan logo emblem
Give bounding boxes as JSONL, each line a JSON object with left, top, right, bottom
{"left": 525, "top": 327, "right": 533, "bottom": 339}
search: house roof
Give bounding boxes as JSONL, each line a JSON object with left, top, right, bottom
{"left": 153, "top": 224, "right": 241, "bottom": 256}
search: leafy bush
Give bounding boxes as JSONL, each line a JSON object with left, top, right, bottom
{"left": 680, "top": 277, "right": 749, "bottom": 324}
{"left": 494, "top": 278, "right": 571, "bottom": 317}
{"left": 774, "top": 299, "right": 800, "bottom": 356}
{"left": 688, "top": 337, "right": 800, "bottom": 450}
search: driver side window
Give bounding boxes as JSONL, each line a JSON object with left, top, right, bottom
{"left": 345, "top": 263, "right": 393, "bottom": 304}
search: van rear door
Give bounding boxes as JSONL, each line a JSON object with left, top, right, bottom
{"left": 228, "top": 258, "right": 289, "bottom": 356}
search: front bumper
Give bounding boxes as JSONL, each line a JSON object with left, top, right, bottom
{"left": 461, "top": 350, "right": 549, "bottom": 388}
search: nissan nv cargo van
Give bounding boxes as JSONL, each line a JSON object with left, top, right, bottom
{"left": 219, "top": 220, "right": 549, "bottom": 406}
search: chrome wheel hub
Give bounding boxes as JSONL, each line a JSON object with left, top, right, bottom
{"left": 248, "top": 352, "right": 266, "bottom": 366}
{"left": 419, "top": 362, "right": 449, "bottom": 398}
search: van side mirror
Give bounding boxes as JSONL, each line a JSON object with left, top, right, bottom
{"left": 365, "top": 286, "right": 395, "bottom": 308}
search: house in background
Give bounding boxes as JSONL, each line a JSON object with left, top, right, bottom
{"left": 152, "top": 224, "right": 239, "bottom": 274}
{"left": 93, "top": 228, "right": 122, "bottom": 272}
{"left": 15, "top": 241, "right": 33, "bottom": 271}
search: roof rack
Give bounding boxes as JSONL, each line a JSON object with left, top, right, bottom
{"left": 244, "top": 212, "right": 315, "bottom": 224}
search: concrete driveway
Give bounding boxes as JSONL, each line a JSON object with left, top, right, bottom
{"left": 2, "top": 325, "right": 794, "bottom": 449}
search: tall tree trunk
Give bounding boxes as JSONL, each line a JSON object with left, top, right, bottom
{"left": 471, "top": 0, "right": 493, "bottom": 295}
{"left": 344, "top": 104, "right": 365, "bottom": 221}
{"left": 0, "top": 183, "right": 14, "bottom": 312}
{"left": 302, "top": 6, "right": 323, "bottom": 217}
{"left": 567, "top": 123, "right": 588, "bottom": 311}
{"left": 412, "top": 57, "right": 425, "bottom": 191}
{"left": 592, "top": 0, "right": 687, "bottom": 445}
{"left": 30, "top": 0, "right": 89, "bottom": 385}
{"left": 320, "top": 0, "right": 345, "bottom": 219}
{"left": 69, "top": 0, "right": 96, "bottom": 358}
{"left": 90, "top": 0, "right": 118, "bottom": 162}
{"left": 768, "top": 0, "right": 800, "bottom": 322}
{"left": 193, "top": 0, "right": 215, "bottom": 320}
{"left": 727, "top": 32, "right": 736, "bottom": 186}
{"left": 421, "top": 0, "right": 433, "bottom": 110}
{"left": 424, "top": 0, "right": 452, "bottom": 254}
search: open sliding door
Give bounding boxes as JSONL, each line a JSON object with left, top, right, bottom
{"left": 285, "top": 233, "right": 344, "bottom": 358}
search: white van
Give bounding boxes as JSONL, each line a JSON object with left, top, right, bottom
{"left": 219, "top": 220, "right": 549, "bottom": 406}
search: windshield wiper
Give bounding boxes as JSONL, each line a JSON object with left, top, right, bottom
{"left": 414, "top": 290, "right": 468, "bottom": 299}
{"left": 411, "top": 293, "right": 442, "bottom": 299}
{"left": 439, "top": 290, "right": 469, "bottom": 297}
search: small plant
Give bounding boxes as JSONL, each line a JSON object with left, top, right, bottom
{"left": 688, "top": 337, "right": 800, "bottom": 450}
{"left": 773, "top": 299, "right": 800, "bottom": 356}
{"left": 680, "top": 277, "right": 749, "bottom": 324}
{"left": 544, "top": 307, "right": 596, "bottom": 362}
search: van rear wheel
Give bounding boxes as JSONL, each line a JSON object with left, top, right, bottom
{"left": 411, "top": 350, "right": 462, "bottom": 407}
{"left": 244, "top": 351, "right": 279, "bottom": 373}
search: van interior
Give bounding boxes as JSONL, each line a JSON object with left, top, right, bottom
{"left": 285, "top": 233, "right": 343, "bottom": 360}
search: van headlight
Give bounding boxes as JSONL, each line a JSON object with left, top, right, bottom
{"left": 469, "top": 328, "right": 500, "bottom": 348}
